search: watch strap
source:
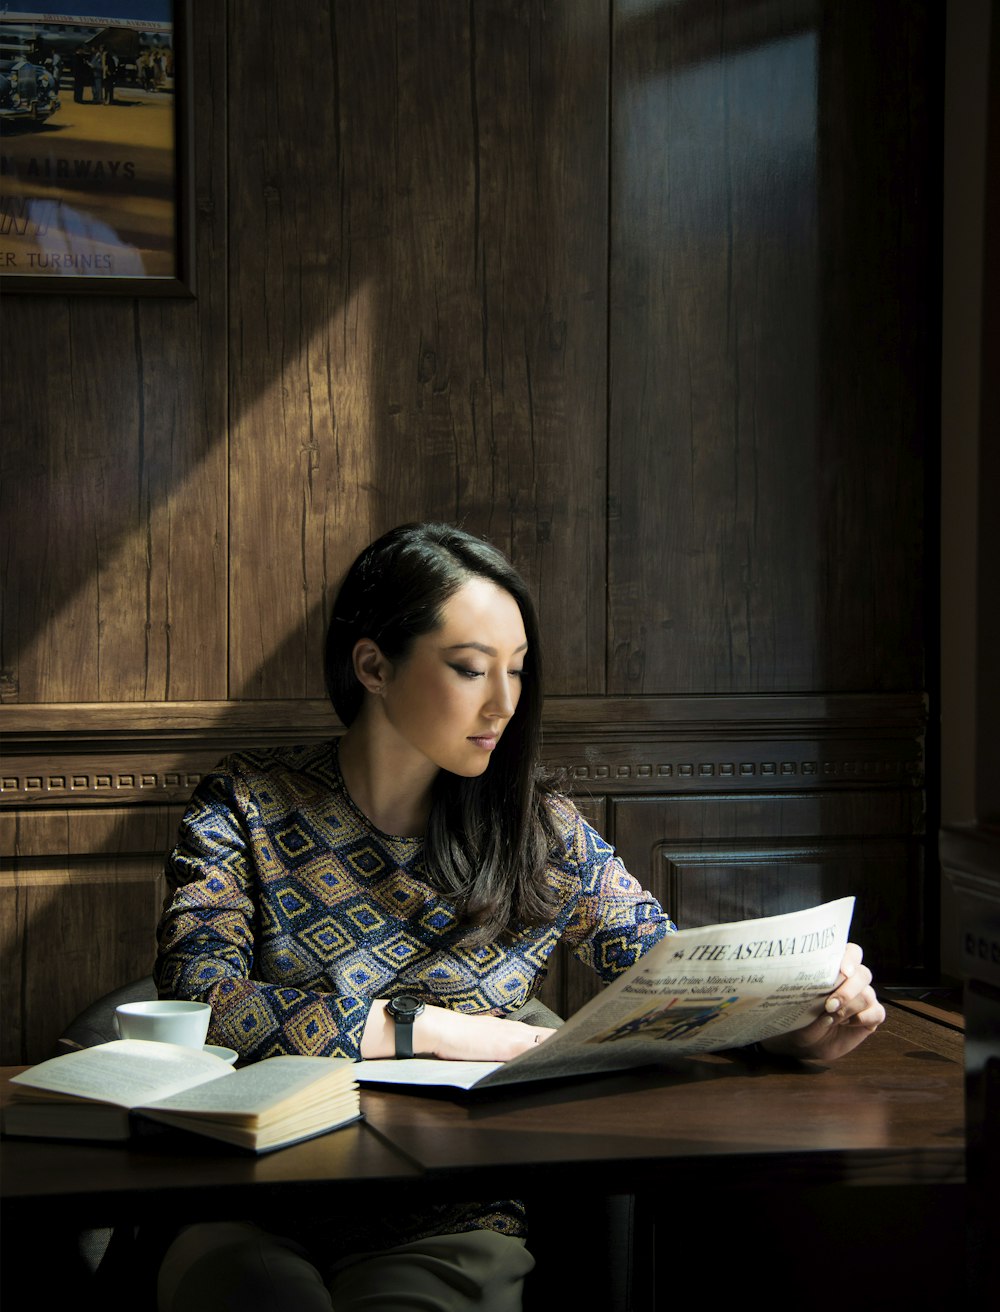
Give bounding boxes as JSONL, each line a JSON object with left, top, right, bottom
{"left": 386, "top": 995, "right": 424, "bottom": 1059}
{"left": 393, "top": 1009, "right": 415, "bottom": 1060}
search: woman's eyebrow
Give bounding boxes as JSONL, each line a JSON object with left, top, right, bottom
{"left": 442, "top": 641, "right": 529, "bottom": 656}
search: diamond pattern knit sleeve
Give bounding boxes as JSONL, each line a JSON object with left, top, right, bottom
{"left": 549, "top": 797, "right": 678, "bottom": 981}
{"left": 155, "top": 764, "right": 370, "bottom": 1062}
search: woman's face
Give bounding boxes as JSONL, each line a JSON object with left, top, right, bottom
{"left": 376, "top": 576, "right": 527, "bottom": 778}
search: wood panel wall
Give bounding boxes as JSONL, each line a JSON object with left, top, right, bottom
{"left": 0, "top": 0, "right": 940, "bottom": 1064}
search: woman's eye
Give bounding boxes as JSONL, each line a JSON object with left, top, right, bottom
{"left": 451, "top": 665, "right": 484, "bottom": 679}
{"left": 448, "top": 663, "right": 523, "bottom": 680}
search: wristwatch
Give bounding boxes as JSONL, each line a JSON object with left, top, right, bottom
{"left": 385, "top": 994, "right": 425, "bottom": 1059}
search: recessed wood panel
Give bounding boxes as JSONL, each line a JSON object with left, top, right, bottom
{"left": 655, "top": 839, "right": 919, "bottom": 986}
{"left": 612, "top": 792, "right": 926, "bottom": 982}
{"left": 0, "top": 806, "right": 185, "bottom": 860}
{"left": 0, "top": 859, "right": 166, "bottom": 1064}
{"left": 228, "top": 0, "right": 608, "bottom": 699}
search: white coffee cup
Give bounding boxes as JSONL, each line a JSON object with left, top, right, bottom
{"left": 114, "top": 1000, "right": 212, "bottom": 1049}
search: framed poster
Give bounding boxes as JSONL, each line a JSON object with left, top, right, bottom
{"left": 0, "top": 1, "right": 193, "bottom": 294}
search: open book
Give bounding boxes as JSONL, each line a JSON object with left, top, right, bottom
{"left": 356, "top": 897, "right": 855, "bottom": 1092}
{"left": 3, "top": 1040, "right": 359, "bottom": 1152}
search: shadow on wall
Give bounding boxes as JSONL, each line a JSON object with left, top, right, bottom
{"left": 4, "top": 0, "right": 612, "bottom": 704}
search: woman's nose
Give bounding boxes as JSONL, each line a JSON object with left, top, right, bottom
{"left": 485, "top": 675, "right": 517, "bottom": 719}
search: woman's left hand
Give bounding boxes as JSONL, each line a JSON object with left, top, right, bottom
{"left": 759, "top": 942, "right": 885, "bottom": 1062}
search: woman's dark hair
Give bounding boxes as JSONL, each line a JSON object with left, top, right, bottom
{"left": 325, "top": 523, "right": 558, "bottom": 941}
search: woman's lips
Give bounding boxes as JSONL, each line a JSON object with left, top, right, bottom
{"left": 468, "top": 735, "right": 498, "bottom": 750}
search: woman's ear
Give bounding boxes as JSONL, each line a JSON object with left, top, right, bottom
{"left": 352, "top": 639, "right": 392, "bottom": 695}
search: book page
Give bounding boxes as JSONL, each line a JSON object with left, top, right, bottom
{"left": 354, "top": 1058, "right": 503, "bottom": 1090}
{"left": 9, "top": 1040, "right": 233, "bottom": 1109}
{"left": 143, "top": 1056, "right": 353, "bottom": 1120}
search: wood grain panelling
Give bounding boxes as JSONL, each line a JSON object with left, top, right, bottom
{"left": 0, "top": 859, "right": 166, "bottom": 1063}
{"left": 228, "top": 0, "right": 608, "bottom": 699}
{"left": 612, "top": 791, "right": 926, "bottom": 981}
{"left": 815, "top": 2, "right": 936, "bottom": 690}
{"left": 0, "top": 0, "right": 228, "bottom": 704}
{"left": 0, "top": 802, "right": 180, "bottom": 1060}
{"left": 608, "top": 0, "right": 933, "bottom": 694}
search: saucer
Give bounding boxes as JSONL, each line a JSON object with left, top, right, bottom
{"left": 204, "top": 1044, "right": 238, "bottom": 1064}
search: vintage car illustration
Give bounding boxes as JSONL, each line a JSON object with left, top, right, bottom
{"left": 0, "top": 57, "right": 61, "bottom": 123}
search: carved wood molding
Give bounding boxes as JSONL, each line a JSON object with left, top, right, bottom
{"left": 0, "top": 694, "right": 926, "bottom": 808}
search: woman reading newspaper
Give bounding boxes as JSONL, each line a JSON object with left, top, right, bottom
{"left": 155, "top": 522, "right": 884, "bottom": 1312}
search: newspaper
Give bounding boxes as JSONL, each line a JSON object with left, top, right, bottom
{"left": 355, "top": 897, "right": 854, "bottom": 1091}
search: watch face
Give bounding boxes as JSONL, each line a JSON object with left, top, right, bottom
{"left": 390, "top": 995, "right": 422, "bottom": 1018}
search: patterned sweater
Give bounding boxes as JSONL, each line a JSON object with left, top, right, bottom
{"left": 154, "top": 741, "right": 675, "bottom": 1256}
{"left": 156, "top": 741, "right": 674, "bottom": 1061}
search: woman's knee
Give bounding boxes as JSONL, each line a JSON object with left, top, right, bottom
{"left": 157, "top": 1223, "right": 333, "bottom": 1312}
{"left": 328, "top": 1230, "right": 534, "bottom": 1311}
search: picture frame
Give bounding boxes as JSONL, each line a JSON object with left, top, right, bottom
{"left": 0, "top": 1, "right": 194, "bottom": 296}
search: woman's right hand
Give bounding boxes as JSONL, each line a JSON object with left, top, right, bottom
{"left": 361, "top": 1000, "right": 556, "bottom": 1061}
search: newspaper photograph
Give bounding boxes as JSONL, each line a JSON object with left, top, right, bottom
{"left": 355, "top": 897, "right": 855, "bottom": 1091}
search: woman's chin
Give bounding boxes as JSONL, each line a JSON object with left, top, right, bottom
{"left": 445, "top": 754, "right": 494, "bottom": 779}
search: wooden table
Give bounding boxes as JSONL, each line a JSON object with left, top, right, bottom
{"left": 359, "top": 1003, "right": 967, "bottom": 1307}
{"left": 1, "top": 1005, "right": 967, "bottom": 1307}
{"left": 360, "top": 1003, "right": 965, "bottom": 1193}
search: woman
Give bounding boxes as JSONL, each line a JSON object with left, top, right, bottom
{"left": 155, "top": 523, "right": 883, "bottom": 1310}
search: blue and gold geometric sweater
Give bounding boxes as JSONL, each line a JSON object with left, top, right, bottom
{"left": 155, "top": 741, "right": 675, "bottom": 1253}
{"left": 155, "top": 741, "right": 674, "bottom": 1063}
